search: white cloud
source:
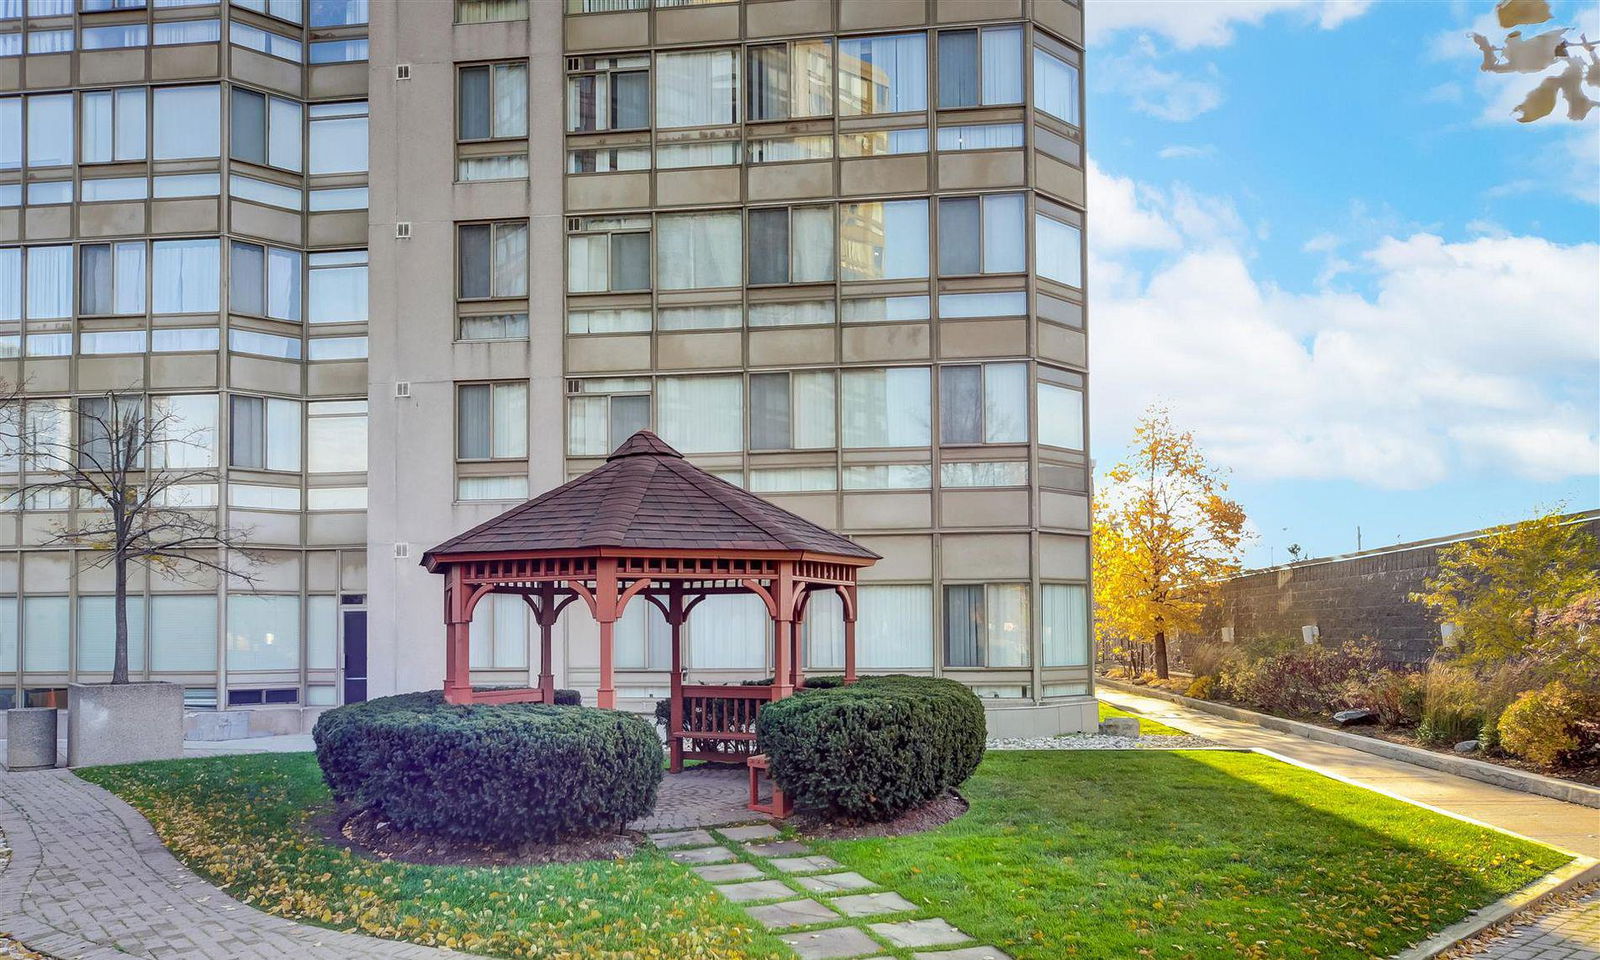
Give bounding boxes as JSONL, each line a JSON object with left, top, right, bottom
{"left": 1090, "top": 178, "right": 1600, "bottom": 489}
{"left": 1097, "top": 48, "right": 1226, "bottom": 121}
{"left": 1086, "top": 0, "right": 1376, "bottom": 49}
{"left": 1084, "top": 161, "right": 1183, "bottom": 253}
{"left": 1158, "top": 144, "right": 1218, "bottom": 159}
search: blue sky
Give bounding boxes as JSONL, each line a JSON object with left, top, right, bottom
{"left": 1083, "top": 0, "right": 1600, "bottom": 566}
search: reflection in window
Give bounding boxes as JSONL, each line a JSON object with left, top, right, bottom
{"left": 838, "top": 32, "right": 926, "bottom": 115}
{"left": 839, "top": 199, "right": 928, "bottom": 281}
{"left": 748, "top": 39, "right": 832, "bottom": 121}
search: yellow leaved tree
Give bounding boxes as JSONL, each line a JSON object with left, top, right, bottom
{"left": 1093, "top": 407, "right": 1248, "bottom": 679}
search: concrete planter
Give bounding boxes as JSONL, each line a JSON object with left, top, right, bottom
{"left": 5, "top": 707, "right": 59, "bottom": 771}
{"left": 67, "top": 682, "right": 184, "bottom": 768}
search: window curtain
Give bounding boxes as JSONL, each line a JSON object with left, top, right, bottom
{"left": 114, "top": 241, "right": 145, "bottom": 314}
{"left": 491, "top": 223, "right": 528, "bottom": 297}
{"left": 470, "top": 594, "right": 528, "bottom": 670}
{"left": 656, "top": 49, "right": 738, "bottom": 127}
{"left": 659, "top": 375, "right": 741, "bottom": 453}
{"left": 982, "top": 193, "right": 1026, "bottom": 273}
{"left": 80, "top": 244, "right": 113, "bottom": 315}
{"left": 839, "top": 32, "right": 927, "bottom": 115}
{"left": 25, "top": 245, "right": 72, "bottom": 319}
{"left": 688, "top": 593, "right": 767, "bottom": 669}
{"left": 985, "top": 583, "right": 1030, "bottom": 667}
{"left": 943, "top": 585, "right": 982, "bottom": 667}
{"left": 306, "top": 595, "right": 336, "bottom": 670}
{"left": 456, "top": 0, "right": 525, "bottom": 23}
{"left": 937, "top": 30, "right": 977, "bottom": 108}
{"left": 150, "top": 596, "right": 217, "bottom": 671}
{"left": 858, "top": 585, "right": 931, "bottom": 668}
{"left": 567, "top": 235, "right": 608, "bottom": 293}
{"left": 154, "top": 86, "right": 220, "bottom": 160}
{"left": 265, "top": 397, "right": 301, "bottom": 471}
{"left": 748, "top": 301, "right": 834, "bottom": 328}
{"left": 78, "top": 596, "right": 147, "bottom": 672}
{"left": 1034, "top": 47, "right": 1081, "bottom": 124}
{"left": 567, "top": 396, "right": 608, "bottom": 456}
{"left": 308, "top": 114, "right": 367, "bottom": 175}
{"left": 1043, "top": 584, "right": 1088, "bottom": 666}
{"left": 26, "top": 94, "right": 72, "bottom": 167}
{"left": 791, "top": 206, "right": 834, "bottom": 282}
{"left": 152, "top": 239, "right": 220, "bottom": 313}
{"left": 981, "top": 27, "right": 1023, "bottom": 104}
{"left": 458, "top": 475, "right": 528, "bottom": 500}
{"left": 81, "top": 91, "right": 115, "bottom": 163}
{"left": 613, "top": 600, "right": 670, "bottom": 670}
{"left": 792, "top": 371, "right": 835, "bottom": 448}
{"left": 749, "top": 373, "right": 790, "bottom": 450}
{"left": 0, "top": 249, "right": 17, "bottom": 321}
{"left": 490, "top": 382, "right": 527, "bottom": 459}
{"left": 226, "top": 595, "right": 300, "bottom": 671}
{"left": 1038, "top": 381, "right": 1084, "bottom": 450}
{"left": 23, "top": 596, "right": 69, "bottom": 672}
{"left": 267, "top": 247, "right": 302, "bottom": 321}
{"left": 842, "top": 367, "right": 929, "bottom": 448}
{"left": 804, "top": 589, "right": 843, "bottom": 670}
{"left": 268, "top": 97, "right": 302, "bottom": 171}
{"left": 881, "top": 199, "right": 929, "bottom": 279}
{"left": 493, "top": 63, "right": 528, "bottom": 137}
{"left": 657, "top": 212, "right": 741, "bottom": 289}
{"left": 1035, "top": 214, "right": 1082, "bottom": 287}
{"left": 937, "top": 123, "right": 1024, "bottom": 151}
{"left": 983, "top": 362, "right": 1028, "bottom": 443}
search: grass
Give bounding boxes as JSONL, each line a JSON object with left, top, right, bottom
{"left": 812, "top": 751, "right": 1568, "bottom": 960}
{"left": 79, "top": 750, "right": 1568, "bottom": 960}
{"left": 78, "top": 753, "right": 787, "bottom": 960}
{"left": 1099, "top": 699, "right": 1189, "bottom": 736}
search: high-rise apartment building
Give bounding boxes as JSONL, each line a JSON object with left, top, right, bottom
{"left": 2, "top": 0, "right": 1091, "bottom": 735}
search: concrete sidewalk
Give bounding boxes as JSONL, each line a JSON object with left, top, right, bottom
{"left": 1098, "top": 687, "right": 1600, "bottom": 859}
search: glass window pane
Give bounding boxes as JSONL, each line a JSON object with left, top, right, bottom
{"left": 226, "top": 595, "right": 300, "bottom": 671}
{"left": 26, "top": 94, "right": 73, "bottom": 166}
{"left": 78, "top": 595, "right": 148, "bottom": 673}
{"left": 983, "top": 193, "right": 1026, "bottom": 273}
{"left": 749, "top": 372, "right": 789, "bottom": 450}
{"left": 748, "top": 44, "right": 789, "bottom": 121}
{"left": 265, "top": 397, "right": 300, "bottom": 470}
{"left": 231, "top": 88, "right": 266, "bottom": 164}
{"left": 656, "top": 49, "right": 738, "bottom": 127}
{"left": 658, "top": 375, "right": 742, "bottom": 453}
{"left": 458, "top": 224, "right": 489, "bottom": 298}
{"left": 792, "top": 370, "right": 835, "bottom": 448}
{"left": 151, "top": 595, "right": 218, "bottom": 671}
{"left": 266, "top": 247, "right": 302, "bottom": 321}
{"left": 613, "top": 71, "right": 649, "bottom": 129}
{"left": 1036, "top": 213, "right": 1082, "bottom": 287}
{"left": 1042, "top": 584, "right": 1088, "bottom": 666}
{"left": 154, "top": 86, "right": 220, "bottom": 159}
{"left": 791, "top": 205, "right": 834, "bottom": 283}
{"left": 152, "top": 238, "right": 220, "bottom": 313}
{"left": 230, "top": 395, "right": 264, "bottom": 467}
{"left": 858, "top": 584, "right": 932, "bottom": 668}
{"left": 458, "top": 65, "right": 489, "bottom": 139}
{"left": 839, "top": 32, "right": 927, "bottom": 115}
{"left": 268, "top": 96, "right": 302, "bottom": 171}
{"left": 457, "top": 384, "right": 489, "bottom": 458}
{"left": 229, "top": 241, "right": 264, "bottom": 315}
{"left": 748, "top": 208, "right": 788, "bottom": 285}
{"left": 1037, "top": 381, "right": 1083, "bottom": 449}
{"left": 841, "top": 367, "right": 930, "bottom": 448}
{"left": 491, "top": 222, "right": 528, "bottom": 297}
{"left": 657, "top": 212, "right": 741, "bottom": 290}
{"left": 981, "top": 26, "right": 1023, "bottom": 104}
{"left": 81, "top": 90, "right": 113, "bottom": 164}
{"left": 983, "top": 362, "right": 1028, "bottom": 443}
{"left": 492, "top": 62, "right": 527, "bottom": 137}
{"left": 490, "top": 382, "right": 527, "bottom": 459}
{"left": 985, "top": 583, "right": 1030, "bottom": 667}
{"left": 839, "top": 199, "right": 927, "bottom": 281}
{"left": 939, "top": 365, "right": 981, "bottom": 444}
{"left": 937, "top": 30, "right": 977, "bottom": 108}
{"left": 943, "top": 584, "right": 981, "bottom": 668}
{"left": 1, "top": 98, "right": 21, "bottom": 170}
{"left": 309, "top": 111, "right": 367, "bottom": 174}
{"left": 25, "top": 245, "right": 72, "bottom": 319}
{"left": 938, "top": 197, "right": 980, "bottom": 276}
{"left": 1034, "top": 46, "right": 1080, "bottom": 124}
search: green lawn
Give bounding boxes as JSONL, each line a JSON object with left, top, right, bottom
{"left": 814, "top": 751, "right": 1567, "bottom": 960}
{"left": 79, "top": 750, "right": 1567, "bottom": 960}
{"left": 1099, "top": 699, "right": 1189, "bottom": 736}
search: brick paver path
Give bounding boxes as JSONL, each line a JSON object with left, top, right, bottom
{"left": 632, "top": 764, "right": 772, "bottom": 831}
{"left": 1460, "top": 889, "right": 1600, "bottom": 960}
{"left": 0, "top": 768, "right": 446, "bottom": 960}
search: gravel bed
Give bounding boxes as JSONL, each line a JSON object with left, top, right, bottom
{"left": 988, "top": 732, "right": 1220, "bottom": 750}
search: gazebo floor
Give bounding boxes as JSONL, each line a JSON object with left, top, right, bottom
{"left": 630, "top": 764, "right": 775, "bottom": 832}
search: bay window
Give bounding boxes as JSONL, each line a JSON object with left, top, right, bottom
{"left": 567, "top": 379, "right": 650, "bottom": 456}
{"left": 841, "top": 366, "right": 930, "bottom": 448}
{"left": 226, "top": 594, "right": 300, "bottom": 671}
{"left": 229, "top": 395, "right": 301, "bottom": 471}
{"left": 839, "top": 199, "right": 928, "bottom": 281}
{"left": 748, "top": 38, "right": 832, "bottom": 120}
{"left": 458, "top": 221, "right": 528, "bottom": 299}
{"left": 938, "top": 193, "right": 1025, "bottom": 275}
{"left": 750, "top": 371, "right": 835, "bottom": 451}
{"left": 81, "top": 242, "right": 146, "bottom": 316}
{"left": 748, "top": 206, "right": 833, "bottom": 285}
{"left": 230, "top": 22, "right": 302, "bottom": 62}
{"left": 937, "top": 25, "right": 1022, "bottom": 108}
{"left": 566, "top": 55, "right": 649, "bottom": 132}
{"left": 80, "top": 88, "right": 146, "bottom": 163}
{"left": 229, "top": 241, "right": 302, "bottom": 321}
{"left": 458, "top": 62, "right": 528, "bottom": 141}
{"left": 944, "top": 583, "right": 1029, "bottom": 668}
{"left": 1042, "top": 584, "right": 1089, "bottom": 666}
{"left": 858, "top": 584, "right": 932, "bottom": 668}
{"left": 567, "top": 217, "right": 649, "bottom": 293}
{"left": 1035, "top": 209, "right": 1083, "bottom": 287}
{"left": 1034, "top": 40, "right": 1082, "bottom": 126}
{"left": 25, "top": 94, "right": 72, "bottom": 167}
{"left": 657, "top": 211, "right": 741, "bottom": 290}
{"left": 456, "top": 381, "right": 527, "bottom": 460}
{"left": 306, "top": 400, "right": 366, "bottom": 473}
{"left": 838, "top": 32, "right": 927, "bottom": 116}
{"left": 308, "top": 102, "right": 368, "bottom": 174}
{"left": 937, "top": 122, "right": 1023, "bottom": 151}
{"left": 656, "top": 48, "right": 738, "bottom": 128}
{"left": 939, "top": 362, "right": 1027, "bottom": 444}
{"left": 1037, "top": 369, "right": 1085, "bottom": 450}
{"left": 151, "top": 238, "right": 220, "bottom": 314}
{"left": 940, "top": 461, "right": 1028, "bottom": 487}
{"left": 307, "top": 250, "right": 367, "bottom": 324}
{"left": 153, "top": 85, "right": 221, "bottom": 159}
{"left": 152, "top": 19, "right": 221, "bottom": 46}
{"left": 657, "top": 375, "right": 742, "bottom": 453}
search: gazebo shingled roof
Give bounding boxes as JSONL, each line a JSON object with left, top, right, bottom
{"left": 422, "top": 431, "right": 878, "bottom": 566}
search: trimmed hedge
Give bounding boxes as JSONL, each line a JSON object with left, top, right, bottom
{"left": 756, "top": 675, "right": 986, "bottom": 823}
{"left": 312, "top": 691, "right": 661, "bottom": 843}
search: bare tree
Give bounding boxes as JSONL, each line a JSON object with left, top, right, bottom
{"left": 9, "top": 389, "right": 259, "bottom": 684}
{"left": 1472, "top": 0, "right": 1599, "bottom": 122}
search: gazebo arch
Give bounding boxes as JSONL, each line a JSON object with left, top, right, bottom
{"left": 420, "top": 431, "right": 879, "bottom": 797}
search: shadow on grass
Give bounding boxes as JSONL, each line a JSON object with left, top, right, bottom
{"left": 812, "top": 750, "right": 1569, "bottom": 960}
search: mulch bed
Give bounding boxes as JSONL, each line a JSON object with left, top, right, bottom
{"left": 312, "top": 808, "right": 638, "bottom": 867}
{"left": 789, "top": 791, "right": 968, "bottom": 840}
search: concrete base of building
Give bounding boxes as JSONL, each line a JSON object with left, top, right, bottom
{"left": 67, "top": 682, "right": 184, "bottom": 768}
{"left": 4, "top": 708, "right": 59, "bottom": 771}
{"left": 183, "top": 706, "right": 332, "bottom": 740}
{"left": 982, "top": 697, "right": 1098, "bottom": 738}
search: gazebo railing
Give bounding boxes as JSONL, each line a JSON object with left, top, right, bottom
{"left": 671, "top": 683, "right": 774, "bottom": 763}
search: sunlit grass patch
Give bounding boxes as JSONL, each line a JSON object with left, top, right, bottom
{"left": 1099, "top": 699, "right": 1190, "bottom": 736}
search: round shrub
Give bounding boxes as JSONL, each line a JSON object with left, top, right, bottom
{"left": 1499, "top": 681, "right": 1600, "bottom": 768}
{"left": 313, "top": 691, "right": 662, "bottom": 844}
{"left": 756, "top": 675, "right": 986, "bottom": 824}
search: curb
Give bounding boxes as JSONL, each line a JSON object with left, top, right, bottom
{"left": 1390, "top": 858, "right": 1600, "bottom": 960}
{"left": 1099, "top": 678, "right": 1600, "bottom": 809}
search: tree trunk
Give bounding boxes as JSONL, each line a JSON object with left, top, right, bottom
{"left": 1153, "top": 629, "right": 1170, "bottom": 679}
{"left": 113, "top": 553, "right": 129, "bottom": 684}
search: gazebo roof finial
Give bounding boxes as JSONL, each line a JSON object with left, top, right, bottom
{"left": 607, "top": 430, "right": 684, "bottom": 460}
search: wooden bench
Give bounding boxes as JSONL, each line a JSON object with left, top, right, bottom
{"left": 746, "top": 754, "right": 793, "bottom": 818}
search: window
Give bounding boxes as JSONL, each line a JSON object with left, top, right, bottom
{"left": 229, "top": 241, "right": 302, "bottom": 321}
{"left": 308, "top": 250, "right": 367, "bottom": 324}
{"left": 1042, "top": 584, "right": 1088, "bottom": 666}
{"left": 154, "top": 173, "right": 220, "bottom": 197}
{"left": 308, "top": 38, "right": 367, "bottom": 63}
{"left": 938, "top": 193, "right": 1024, "bottom": 275}
{"left": 567, "top": 146, "right": 648, "bottom": 174}
{"left": 308, "top": 186, "right": 368, "bottom": 211}
{"left": 842, "top": 463, "right": 931, "bottom": 490}
{"left": 656, "top": 211, "right": 740, "bottom": 290}
{"left": 1, "top": 99, "right": 18, "bottom": 169}
{"left": 26, "top": 94, "right": 72, "bottom": 167}
{"left": 79, "top": 241, "right": 145, "bottom": 315}
{"left": 230, "top": 21, "right": 301, "bottom": 62}
{"left": 747, "top": 300, "right": 833, "bottom": 327}
{"left": 309, "top": 0, "right": 367, "bottom": 26}
{"left": 750, "top": 371, "right": 834, "bottom": 450}
{"left": 307, "top": 335, "right": 366, "bottom": 359}
{"left": 940, "top": 460, "right": 1027, "bottom": 487}
{"left": 308, "top": 102, "right": 367, "bottom": 174}
{"left": 27, "top": 180, "right": 71, "bottom": 204}
{"left": 460, "top": 312, "right": 529, "bottom": 340}
{"left": 940, "top": 291, "right": 1026, "bottom": 318}
{"left": 655, "top": 140, "right": 740, "bottom": 169}
{"left": 937, "top": 122, "right": 1023, "bottom": 151}
{"left": 149, "top": 595, "right": 217, "bottom": 671}
{"left": 23, "top": 245, "right": 72, "bottom": 319}
{"left": 229, "top": 395, "right": 301, "bottom": 470}
{"left": 78, "top": 595, "right": 148, "bottom": 673}
{"left": 234, "top": 0, "right": 302, "bottom": 23}
{"left": 151, "top": 393, "right": 218, "bottom": 468}
{"left": 307, "top": 400, "right": 365, "bottom": 473}
{"left": 23, "top": 597, "right": 69, "bottom": 672}
{"left": 151, "top": 238, "right": 220, "bottom": 313}
{"left": 750, "top": 467, "right": 834, "bottom": 493}
{"left": 748, "top": 206, "right": 833, "bottom": 285}
{"left": 0, "top": 36, "right": 16, "bottom": 57}
{"left": 1037, "top": 370, "right": 1084, "bottom": 450}
{"left": 613, "top": 601, "right": 670, "bottom": 670}
{"left": 566, "top": 55, "right": 648, "bottom": 132}
{"left": 229, "top": 483, "right": 299, "bottom": 509}
{"left": 151, "top": 327, "right": 220, "bottom": 352}
{"left": 81, "top": 88, "right": 146, "bottom": 163}
{"left": 937, "top": 26, "right": 1022, "bottom": 108}
{"left": 838, "top": 32, "right": 926, "bottom": 116}
{"left": 458, "top": 221, "right": 528, "bottom": 299}
{"left": 81, "top": 22, "right": 147, "bottom": 49}
{"left": 657, "top": 303, "right": 739, "bottom": 330}
{"left": 1034, "top": 42, "right": 1081, "bottom": 126}
{"left": 657, "top": 375, "right": 741, "bottom": 453}
{"left": 838, "top": 127, "right": 928, "bottom": 157}
{"left": 748, "top": 38, "right": 832, "bottom": 121}
{"left": 226, "top": 595, "right": 300, "bottom": 671}
{"left": 153, "top": 86, "right": 220, "bottom": 159}
{"left": 458, "top": 475, "right": 528, "bottom": 500}
{"left": 945, "top": 583, "right": 1029, "bottom": 668}
{"left": 229, "top": 328, "right": 300, "bottom": 359}
{"left": 469, "top": 593, "right": 528, "bottom": 669}
{"left": 940, "top": 363, "right": 1027, "bottom": 444}
{"left": 79, "top": 394, "right": 142, "bottom": 468}
{"left": 567, "top": 307, "right": 649, "bottom": 334}
{"left": 842, "top": 295, "right": 929, "bottom": 324}
{"left": 81, "top": 330, "right": 147, "bottom": 354}
{"left": 457, "top": 382, "right": 527, "bottom": 460}
{"left": 152, "top": 18, "right": 220, "bottom": 45}
{"left": 656, "top": 49, "right": 738, "bottom": 127}
{"left": 746, "top": 134, "right": 831, "bottom": 164}
{"left": 460, "top": 154, "right": 530, "bottom": 181}
{"left": 688, "top": 594, "right": 767, "bottom": 669}
{"left": 567, "top": 379, "right": 650, "bottom": 456}
{"left": 841, "top": 367, "right": 930, "bottom": 448}
{"left": 231, "top": 88, "right": 302, "bottom": 172}
{"left": 28, "top": 29, "right": 73, "bottom": 54}
{"left": 80, "top": 177, "right": 144, "bottom": 201}
{"left": 458, "top": 62, "right": 527, "bottom": 141}
{"left": 858, "top": 584, "right": 932, "bottom": 668}
{"left": 308, "top": 486, "right": 366, "bottom": 510}
{"left": 456, "top": 0, "right": 525, "bottom": 23}
{"left": 1035, "top": 210, "right": 1082, "bottom": 287}
{"left": 839, "top": 199, "right": 928, "bottom": 281}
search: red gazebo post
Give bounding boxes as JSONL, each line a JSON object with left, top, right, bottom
{"left": 840, "top": 584, "right": 859, "bottom": 684}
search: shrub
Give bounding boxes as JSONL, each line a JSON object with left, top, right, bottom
{"left": 1417, "top": 664, "right": 1487, "bottom": 746}
{"left": 1348, "top": 669, "right": 1426, "bottom": 727}
{"left": 313, "top": 691, "right": 662, "bottom": 844}
{"left": 1499, "top": 681, "right": 1600, "bottom": 768}
{"left": 757, "top": 675, "right": 986, "bottom": 824}
{"left": 1181, "top": 640, "right": 1241, "bottom": 680}
{"left": 1186, "top": 675, "right": 1218, "bottom": 700}
{"left": 1230, "top": 643, "right": 1379, "bottom": 716}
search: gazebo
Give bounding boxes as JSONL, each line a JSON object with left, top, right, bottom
{"left": 420, "top": 430, "right": 880, "bottom": 792}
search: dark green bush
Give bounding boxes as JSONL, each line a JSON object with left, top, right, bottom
{"left": 756, "top": 675, "right": 986, "bottom": 823}
{"left": 313, "top": 690, "right": 661, "bottom": 843}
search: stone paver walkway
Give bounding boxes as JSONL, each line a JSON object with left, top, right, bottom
{"left": 632, "top": 764, "right": 774, "bottom": 832}
{"left": 650, "top": 824, "right": 1012, "bottom": 960}
{"left": 1098, "top": 687, "right": 1600, "bottom": 858}
{"left": 1456, "top": 888, "right": 1600, "bottom": 960}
